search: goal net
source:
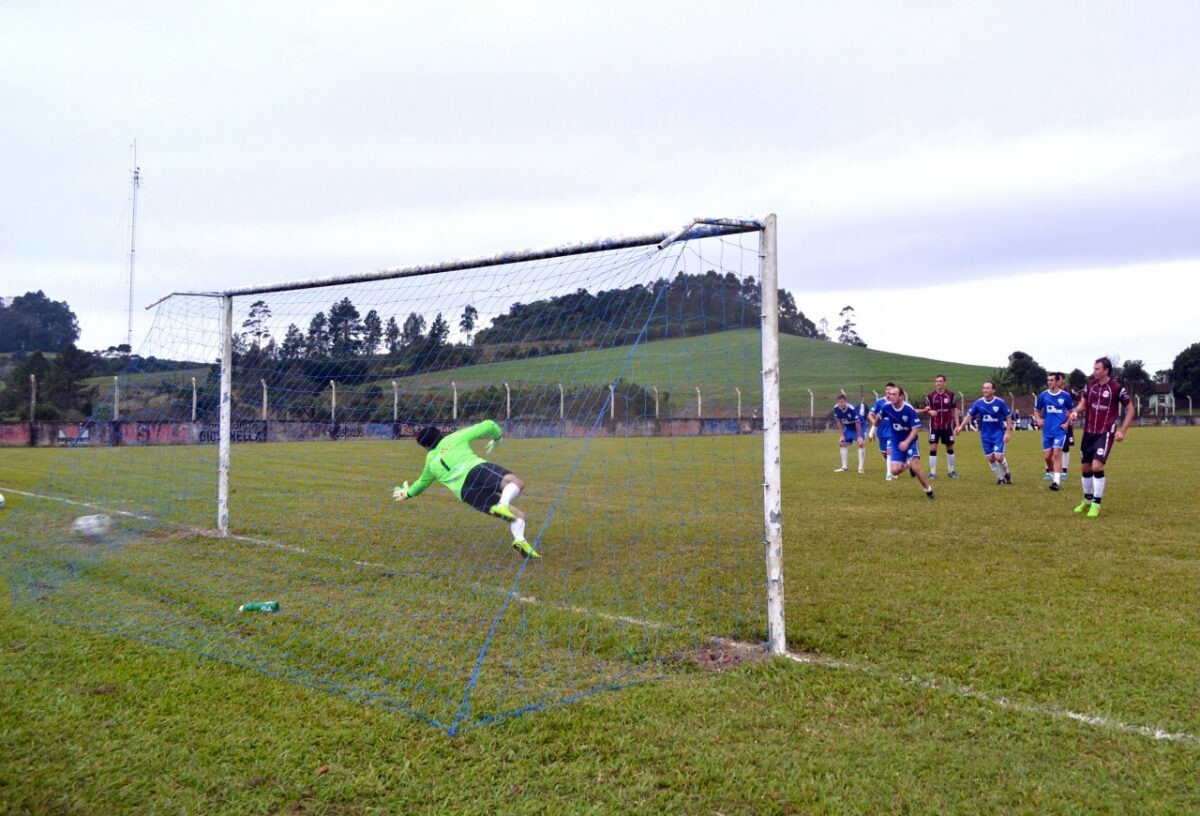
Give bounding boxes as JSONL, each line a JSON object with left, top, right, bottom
{"left": 1, "top": 216, "right": 783, "bottom": 733}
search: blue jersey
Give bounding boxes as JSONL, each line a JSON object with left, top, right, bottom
{"left": 878, "top": 400, "right": 922, "bottom": 441}
{"left": 869, "top": 397, "right": 893, "bottom": 439}
{"left": 833, "top": 404, "right": 860, "bottom": 428}
{"left": 878, "top": 400, "right": 922, "bottom": 460}
{"left": 966, "top": 397, "right": 1011, "bottom": 436}
{"left": 834, "top": 404, "right": 860, "bottom": 442}
{"left": 1035, "top": 389, "right": 1074, "bottom": 429}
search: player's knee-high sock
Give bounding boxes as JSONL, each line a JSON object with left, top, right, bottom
{"left": 990, "top": 461, "right": 1003, "bottom": 479}
{"left": 1061, "top": 452, "right": 1070, "bottom": 474}
{"left": 857, "top": 446, "right": 865, "bottom": 469}
{"left": 947, "top": 453, "right": 955, "bottom": 472}
{"left": 1092, "top": 470, "right": 1105, "bottom": 503}
{"left": 1082, "top": 474, "right": 1094, "bottom": 500}
{"left": 1000, "top": 458, "right": 1010, "bottom": 475}
{"left": 500, "top": 482, "right": 520, "bottom": 505}
{"left": 840, "top": 447, "right": 849, "bottom": 468}
{"left": 928, "top": 454, "right": 936, "bottom": 476}
{"left": 510, "top": 517, "right": 526, "bottom": 540}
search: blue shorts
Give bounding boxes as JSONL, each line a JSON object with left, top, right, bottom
{"left": 980, "top": 433, "right": 1006, "bottom": 456}
{"left": 890, "top": 439, "right": 919, "bottom": 463}
{"left": 841, "top": 426, "right": 859, "bottom": 444}
{"left": 877, "top": 432, "right": 892, "bottom": 454}
{"left": 1042, "top": 429, "right": 1066, "bottom": 451}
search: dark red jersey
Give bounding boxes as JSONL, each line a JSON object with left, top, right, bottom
{"left": 925, "top": 390, "right": 957, "bottom": 430}
{"left": 1081, "top": 378, "right": 1130, "bottom": 434}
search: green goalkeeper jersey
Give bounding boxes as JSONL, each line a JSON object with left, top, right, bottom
{"left": 407, "top": 420, "right": 503, "bottom": 501}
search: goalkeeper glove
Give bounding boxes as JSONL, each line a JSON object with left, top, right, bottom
{"left": 393, "top": 481, "right": 409, "bottom": 501}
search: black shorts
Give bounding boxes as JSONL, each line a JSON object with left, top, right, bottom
{"left": 461, "top": 462, "right": 511, "bottom": 513}
{"left": 927, "top": 428, "right": 955, "bottom": 447}
{"left": 1080, "top": 431, "right": 1115, "bottom": 465}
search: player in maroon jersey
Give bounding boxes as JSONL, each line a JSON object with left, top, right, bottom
{"left": 918, "top": 374, "right": 959, "bottom": 479}
{"left": 1067, "top": 357, "right": 1134, "bottom": 518}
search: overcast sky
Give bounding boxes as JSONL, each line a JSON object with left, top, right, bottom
{"left": 3, "top": 1, "right": 1197, "bottom": 373}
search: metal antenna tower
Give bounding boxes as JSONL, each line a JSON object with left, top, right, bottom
{"left": 127, "top": 140, "right": 141, "bottom": 351}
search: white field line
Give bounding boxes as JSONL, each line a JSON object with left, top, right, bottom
{"left": 721, "top": 639, "right": 1200, "bottom": 749}
{"left": 1, "top": 486, "right": 155, "bottom": 521}
{"left": 6, "top": 484, "right": 1197, "bottom": 748}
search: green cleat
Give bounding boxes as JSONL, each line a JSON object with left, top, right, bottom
{"left": 1074, "top": 499, "right": 1091, "bottom": 514}
{"left": 1087, "top": 503, "right": 1101, "bottom": 518}
{"left": 512, "top": 538, "right": 540, "bottom": 558}
{"left": 489, "top": 503, "right": 516, "bottom": 521}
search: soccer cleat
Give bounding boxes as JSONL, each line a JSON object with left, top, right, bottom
{"left": 1043, "top": 472, "right": 1052, "bottom": 481}
{"left": 1003, "top": 473, "right": 1012, "bottom": 485}
{"left": 1049, "top": 482, "right": 1060, "bottom": 491}
{"left": 926, "top": 489, "right": 935, "bottom": 500}
{"left": 834, "top": 466, "right": 848, "bottom": 473}
{"left": 489, "top": 503, "right": 516, "bottom": 521}
{"left": 512, "top": 538, "right": 540, "bottom": 558}
{"left": 1087, "top": 503, "right": 1101, "bottom": 518}
{"left": 857, "top": 467, "right": 864, "bottom": 474}
{"left": 1074, "top": 500, "right": 1091, "bottom": 514}
{"left": 948, "top": 470, "right": 959, "bottom": 479}
{"left": 997, "top": 478, "right": 1005, "bottom": 485}
{"left": 929, "top": 473, "right": 936, "bottom": 480}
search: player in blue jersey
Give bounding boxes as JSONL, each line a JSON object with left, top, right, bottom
{"left": 955, "top": 381, "right": 1013, "bottom": 484}
{"left": 1034, "top": 372, "right": 1075, "bottom": 491}
{"left": 877, "top": 384, "right": 935, "bottom": 499}
{"left": 867, "top": 384, "right": 896, "bottom": 481}
{"left": 832, "top": 393, "right": 865, "bottom": 473}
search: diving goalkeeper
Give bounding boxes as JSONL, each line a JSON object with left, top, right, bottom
{"left": 393, "top": 420, "right": 539, "bottom": 559}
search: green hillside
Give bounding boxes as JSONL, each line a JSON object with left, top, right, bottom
{"left": 398, "top": 329, "right": 997, "bottom": 414}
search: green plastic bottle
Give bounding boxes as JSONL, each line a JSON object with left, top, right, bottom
{"left": 238, "top": 601, "right": 280, "bottom": 612}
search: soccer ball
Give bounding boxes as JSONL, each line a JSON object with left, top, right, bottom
{"left": 0, "top": 492, "right": 5, "bottom": 509}
{"left": 71, "top": 514, "right": 113, "bottom": 539}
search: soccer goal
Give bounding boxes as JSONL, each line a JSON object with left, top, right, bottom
{"left": 1, "top": 215, "right": 784, "bottom": 733}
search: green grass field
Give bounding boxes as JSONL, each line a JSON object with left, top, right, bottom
{"left": 2, "top": 427, "right": 1199, "bottom": 814}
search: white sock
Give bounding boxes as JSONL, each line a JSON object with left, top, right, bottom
{"left": 510, "top": 517, "right": 526, "bottom": 540}
{"left": 840, "top": 448, "right": 849, "bottom": 468}
{"left": 1061, "top": 452, "right": 1070, "bottom": 472}
{"left": 1052, "top": 471, "right": 1061, "bottom": 485}
{"left": 1001, "top": 458, "right": 1010, "bottom": 475}
{"left": 947, "top": 453, "right": 955, "bottom": 471}
{"left": 928, "top": 455, "right": 936, "bottom": 476}
{"left": 990, "top": 461, "right": 1004, "bottom": 479}
{"left": 500, "top": 483, "right": 520, "bottom": 505}
{"left": 1093, "top": 476, "right": 1106, "bottom": 501}
{"left": 1082, "top": 475, "right": 1094, "bottom": 498}
{"left": 857, "top": 447, "right": 865, "bottom": 469}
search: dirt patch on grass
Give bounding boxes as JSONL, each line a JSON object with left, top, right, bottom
{"left": 676, "top": 638, "right": 771, "bottom": 672}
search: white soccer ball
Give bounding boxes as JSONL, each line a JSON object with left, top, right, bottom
{"left": 71, "top": 514, "right": 113, "bottom": 539}
{"left": 0, "top": 492, "right": 5, "bottom": 509}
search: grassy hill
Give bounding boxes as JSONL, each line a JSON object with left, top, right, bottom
{"left": 397, "top": 329, "right": 998, "bottom": 414}
{"left": 68, "top": 331, "right": 1000, "bottom": 419}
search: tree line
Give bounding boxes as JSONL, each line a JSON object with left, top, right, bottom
{"left": 5, "top": 281, "right": 1200, "bottom": 421}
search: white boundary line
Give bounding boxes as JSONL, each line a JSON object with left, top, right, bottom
{"left": 5, "top": 483, "right": 1197, "bottom": 748}
{"left": 715, "top": 640, "right": 1200, "bottom": 748}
